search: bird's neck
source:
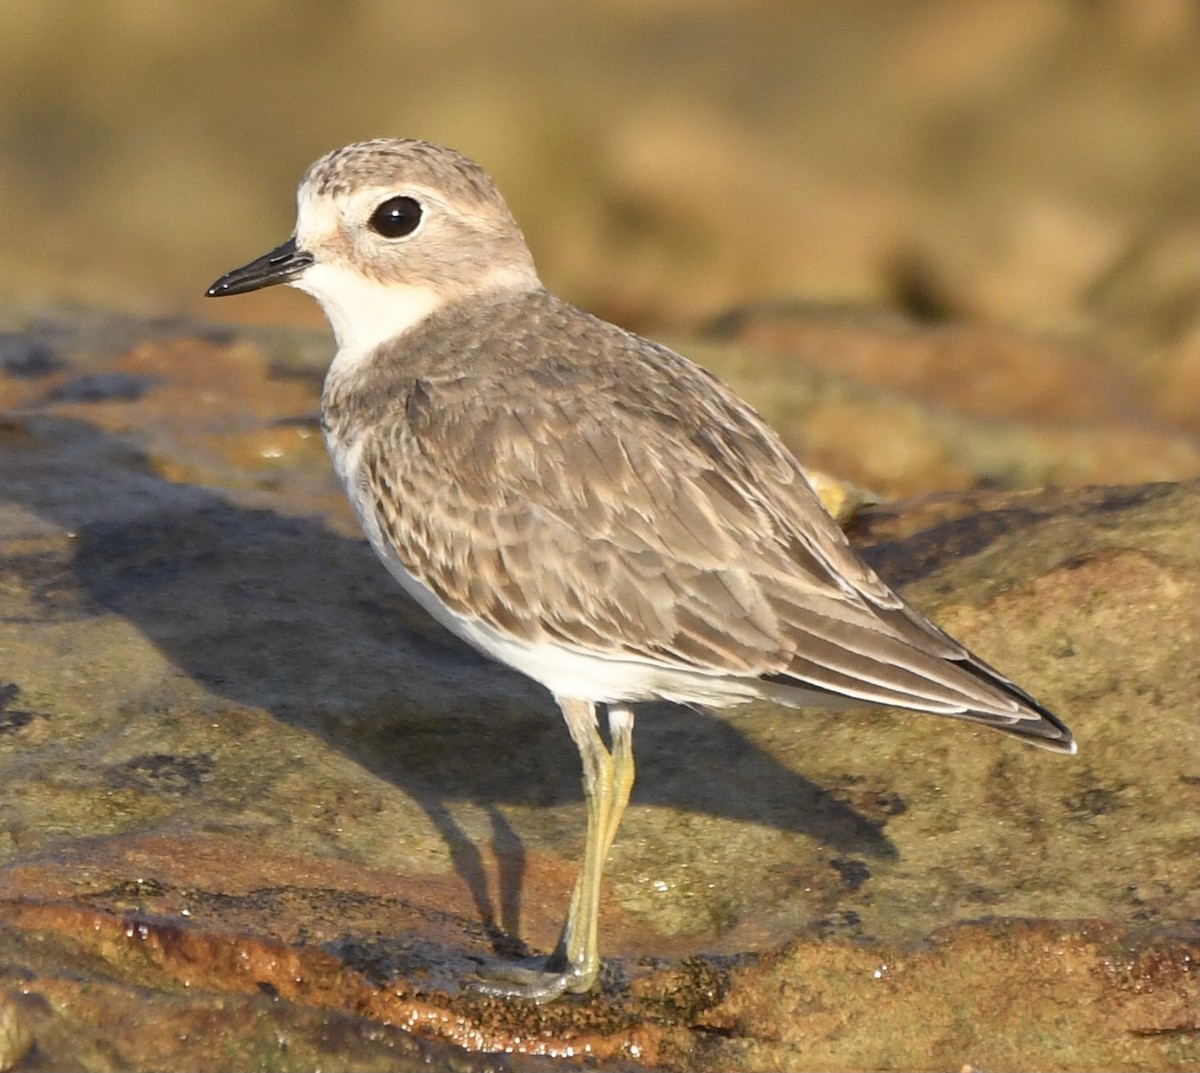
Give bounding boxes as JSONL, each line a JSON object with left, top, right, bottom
{"left": 293, "top": 264, "right": 441, "bottom": 376}
{"left": 301, "top": 261, "right": 541, "bottom": 381}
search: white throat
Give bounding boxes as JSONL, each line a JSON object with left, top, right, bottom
{"left": 292, "top": 262, "right": 443, "bottom": 365}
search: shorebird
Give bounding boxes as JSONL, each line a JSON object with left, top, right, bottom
{"left": 207, "top": 138, "right": 1075, "bottom": 1002}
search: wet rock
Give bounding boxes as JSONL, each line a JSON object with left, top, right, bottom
{"left": 46, "top": 371, "right": 156, "bottom": 403}
{"left": 688, "top": 921, "right": 1200, "bottom": 1072}
{"left": 0, "top": 336, "right": 62, "bottom": 380}
{"left": 0, "top": 310, "right": 1197, "bottom": 1069}
{"left": 695, "top": 308, "right": 1199, "bottom": 496}
{"left": 704, "top": 303, "right": 1170, "bottom": 427}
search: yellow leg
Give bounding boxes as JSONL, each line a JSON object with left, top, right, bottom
{"left": 470, "top": 698, "right": 636, "bottom": 1003}
{"left": 554, "top": 701, "right": 635, "bottom": 989}
{"left": 600, "top": 702, "right": 635, "bottom": 877}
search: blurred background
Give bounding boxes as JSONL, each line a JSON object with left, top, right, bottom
{"left": 0, "top": 0, "right": 1196, "bottom": 430}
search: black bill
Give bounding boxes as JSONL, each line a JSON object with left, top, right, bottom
{"left": 206, "top": 236, "right": 315, "bottom": 297}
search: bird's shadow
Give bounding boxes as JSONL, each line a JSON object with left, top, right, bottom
{"left": 7, "top": 413, "right": 905, "bottom": 951}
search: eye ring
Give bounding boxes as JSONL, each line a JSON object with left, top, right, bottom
{"left": 369, "top": 195, "right": 423, "bottom": 238}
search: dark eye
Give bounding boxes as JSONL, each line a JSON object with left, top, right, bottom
{"left": 369, "top": 195, "right": 422, "bottom": 238}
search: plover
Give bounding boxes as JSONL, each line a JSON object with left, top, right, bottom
{"left": 207, "top": 138, "right": 1075, "bottom": 1002}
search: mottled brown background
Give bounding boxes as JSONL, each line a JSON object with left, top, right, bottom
{"left": 1, "top": 1, "right": 1196, "bottom": 400}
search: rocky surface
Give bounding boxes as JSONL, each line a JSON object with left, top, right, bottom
{"left": 0, "top": 6, "right": 1196, "bottom": 1067}
{"left": 0, "top": 312, "right": 1196, "bottom": 1070}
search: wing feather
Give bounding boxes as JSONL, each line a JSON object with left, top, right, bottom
{"left": 352, "top": 301, "right": 1070, "bottom": 749}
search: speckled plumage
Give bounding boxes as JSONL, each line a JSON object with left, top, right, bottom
{"left": 322, "top": 284, "right": 1069, "bottom": 737}
{"left": 208, "top": 138, "right": 1074, "bottom": 1002}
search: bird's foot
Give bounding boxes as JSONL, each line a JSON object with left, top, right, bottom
{"left": 466, "top": 953, "right": 599, "bottom": 1003}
